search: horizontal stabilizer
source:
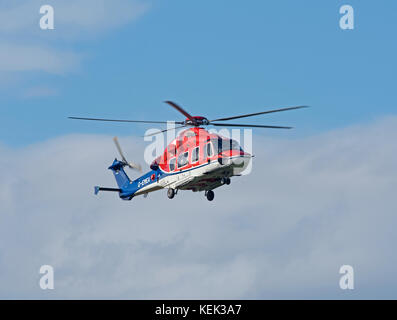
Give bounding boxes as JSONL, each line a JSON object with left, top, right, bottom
{"left": 94, "top": 186, "right": 122, "bottom": 195}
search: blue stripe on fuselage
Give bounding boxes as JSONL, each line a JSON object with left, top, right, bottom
{"left": 120, "top": 156, "right": 244, "bottom": 198}
{"left": 119, "top": 160, "right": 214, "bottom": 198}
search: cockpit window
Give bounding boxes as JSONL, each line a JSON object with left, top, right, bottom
{"left": 229, "top": 139, "right": 240, "bottom": 151}
{"left": 211, "top": 138, "right": 241, "bottom": 154}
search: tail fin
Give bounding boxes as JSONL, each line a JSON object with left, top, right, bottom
{"left": 108, "top": 159, "right": 131, "bottom": 189}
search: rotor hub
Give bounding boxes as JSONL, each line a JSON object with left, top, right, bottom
{"left": 185, "top": 116, "right": 210, "bottom": 127}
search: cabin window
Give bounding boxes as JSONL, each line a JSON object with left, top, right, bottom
{"left": 191, "top": 147, "right": 199, "bottom": 163}
{"left": 177, "top": 151, "right": 189, "bottom": 168}
{"left": 205, "top": 142, "right": 214, "bottom": 158}
{"left": 169, "top": 157, "right": 176, "bottom": 171}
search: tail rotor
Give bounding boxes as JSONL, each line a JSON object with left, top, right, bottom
{"left": 113, "top": 136, "right": 142, "bottom": 172}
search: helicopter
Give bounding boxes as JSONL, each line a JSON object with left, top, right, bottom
{"left": 69, "top": 101, "right": 307, "bottom": 201}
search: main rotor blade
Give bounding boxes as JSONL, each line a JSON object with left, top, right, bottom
{"left": 164, "top": 101, "right": 195, "bottom": 123}
{"left": 68, "top": 117, "right": 183, "bottom": 125}
{"left": 143, "top": 125, "right": 187, "bottom": 138}
{"left": 211, "top": 123, "right": 293, "bottom": 129}
{"left": 211, "top": 106, "right": 308, "bottom": 122}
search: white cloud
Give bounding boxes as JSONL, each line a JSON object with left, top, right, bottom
{"left": 1, "top": 117, "right": 397, "bottom": 299}
{"left": 0, "top": 44, "right": 82, "bottom": 74}
{"left": 54, "top": 0, "right": 150, "bottom": 36}
{"left": 22, "top": 85, "right": 58, "bottom": 98}
{"left": 0, "top": 0, "right": 150, "bottom": 37}
{"left": 0, "top": 0, "right": 150, "bottom": 90}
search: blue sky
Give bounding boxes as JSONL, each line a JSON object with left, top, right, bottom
{"left": 1, "top": 0, "right": 396, "bottom": 146}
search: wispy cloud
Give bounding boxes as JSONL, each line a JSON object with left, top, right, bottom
{"left": 0, "top": 0, "right": 150, "bottom": 37}
{"left": 1, "top": 117, "right": 396, "bottom": 299}
{"left": 22, "top": 85, "right": 58, "bottom": 98}
{"left": 0, "top": 0, "right": 150, "bottom": 92}
{"left": 0, "top": 44, "right": 82, "bottom": 74}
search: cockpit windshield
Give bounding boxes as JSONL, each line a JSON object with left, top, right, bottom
{"left": 211, "top": 138, "right": 241, "bottom": 154}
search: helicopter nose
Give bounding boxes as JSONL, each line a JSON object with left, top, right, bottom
{"left": 231, "top": 155, "right": 249, "bottom": 167}
{"left": 231, "top": 155, "right": 251, "bottom": 175}
{"left": 218, "top": 154, "right": 251, "bottom": 170}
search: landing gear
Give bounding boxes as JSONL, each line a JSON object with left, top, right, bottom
{"left": 206, "top": 190, "right": 215, "bottom": 201}
{"left": 167, "top": 188, "right": 175, "bottom": 199}
{"left": 221, "top": 177, "right": 231, "bottom": 185}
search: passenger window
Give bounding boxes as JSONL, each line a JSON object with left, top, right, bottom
{"left": 177, "top": 151, "right": 189, "bottom": 168}
{"left": 169, "top": 157, "right": 176, "bottom": 171}
{"left": 191, "top": 147, "right": 199, "bottom": 163}
{"left": 205, "top": 142, "right": 213, "bottom": 158}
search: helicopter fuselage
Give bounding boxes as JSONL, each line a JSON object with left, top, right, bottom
{"left": 96, "top": 127, "right": 251, "bottom": 201}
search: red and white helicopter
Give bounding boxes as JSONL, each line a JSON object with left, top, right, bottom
{"left": 69, "top": 101, "right": 306, "bottom": 201}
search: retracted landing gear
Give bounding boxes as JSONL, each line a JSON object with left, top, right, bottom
{"left": 167, "top": 188, "right": 176, "bottom": 199}
{"left": 205, "top": 190, "right": 215, "bottom": 201}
